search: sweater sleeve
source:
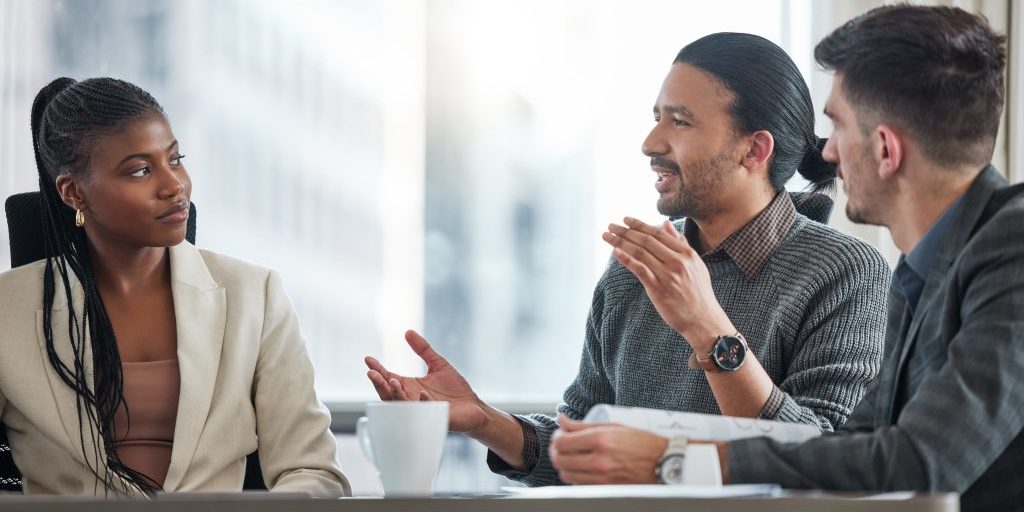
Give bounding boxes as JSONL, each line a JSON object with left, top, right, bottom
{"left": 758, "top": 244, "right": 890, "bottom": 432}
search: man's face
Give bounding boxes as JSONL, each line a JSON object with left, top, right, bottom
{"left": 822, "top": 75, "right": 888, "bottom": 226}
{"left": 643, "top": 63, "right": 744, "bottom": 220}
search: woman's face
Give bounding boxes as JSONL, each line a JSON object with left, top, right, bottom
{"left": 63, "top": 114, "right": 192, "bottom": 250}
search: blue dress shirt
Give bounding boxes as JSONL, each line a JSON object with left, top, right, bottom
{"left": 893, "top": 196, "right": 964, "bottom": 314}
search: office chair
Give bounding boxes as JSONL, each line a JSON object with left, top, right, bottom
{"left": 2, "top": 192, "right": 267, "bottom": 492}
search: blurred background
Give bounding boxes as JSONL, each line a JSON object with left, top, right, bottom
{"left": 1, "top": 0, "right": 1018, "bottom": 495}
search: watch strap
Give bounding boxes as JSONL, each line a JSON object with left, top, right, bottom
{"left": 655, "top": 436, "right": 689, "bottom": 484}
{"left": 688, "top": 350, "right": 719, "bottom": 372}
{"left": 688, "top": 333, "right": 748, "bottom": 372}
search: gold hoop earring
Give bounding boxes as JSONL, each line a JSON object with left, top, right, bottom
{"left": 75, "top": 209, "right": 85, "bottom": 227}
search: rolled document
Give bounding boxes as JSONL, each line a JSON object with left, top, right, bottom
{"left": 584, "top": 404, "right": 820, "bottom": 444}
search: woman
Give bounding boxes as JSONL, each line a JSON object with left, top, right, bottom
{"left": 0, "top": 78, "right": 349, "bottom": 496}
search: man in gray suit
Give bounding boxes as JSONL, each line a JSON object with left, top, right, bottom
{"left": 548, "top": 4, "right": 1023, "bottom": 511}
{"left": 707, "top": 5, "right": 1021, "bottom": 511}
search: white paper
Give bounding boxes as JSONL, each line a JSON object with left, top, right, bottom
{"left": 584, "top": 404, "right": 820, "bottom": 443}
{"left": 500, "top": 484, "right": 781, "bottom": 499}
{"left": 855, "top": 492, "right": 917, "bottom": 500}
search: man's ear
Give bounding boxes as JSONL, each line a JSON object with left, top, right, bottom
{"left": 740, "top": 130, "right": 774, "bottom": 174}
{"left": 54, "top": 174, "right": 86, "bottom": 211}
{"left": 874, "top": 124, "right": 903, "bottom": 181}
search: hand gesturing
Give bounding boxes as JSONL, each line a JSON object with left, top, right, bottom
{"left": 364, "top": 330, "right": 489, "bottom": 434}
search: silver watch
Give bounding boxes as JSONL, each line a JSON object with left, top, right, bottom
{"left": 654, "top": 436, "right": 688, "bottom": 484}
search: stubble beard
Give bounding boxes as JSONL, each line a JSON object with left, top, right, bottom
{"left": 656, "top": 150, "right": 733, "bottom": 221}
{"left": 841, "top": 146, "right": 886, "bottom": 227}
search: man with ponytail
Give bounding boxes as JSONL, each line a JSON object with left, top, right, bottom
{"left": 365, "top": 33, "right": 891, "bottom": 486}
{"left": 713, "top": 6, "right": 1024, "bottom": 511}
{"left": 0, "top": 77, "right": 349, "bottom": 496}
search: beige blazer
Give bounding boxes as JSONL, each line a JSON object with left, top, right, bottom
{"left": 0, "top": 242, "right": 350, "bottom": 497}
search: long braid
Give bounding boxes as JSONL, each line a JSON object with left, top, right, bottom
{"left": 30, "top": 77, "right": 167, "bottom": 496}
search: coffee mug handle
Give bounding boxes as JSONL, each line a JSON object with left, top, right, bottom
{"left": 356, "top": 416, "right": 375, "bottom": 465}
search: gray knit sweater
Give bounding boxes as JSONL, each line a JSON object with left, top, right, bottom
{"left": 493, "top": 213, "right": 891, "bottom": 486}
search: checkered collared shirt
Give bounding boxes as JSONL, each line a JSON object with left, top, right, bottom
{"left": 682, "top": 190, "right": 796, "bottom": 280}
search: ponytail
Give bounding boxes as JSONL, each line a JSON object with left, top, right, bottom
{"left": 797, "top": 136, "right": 837, "bottom": 194}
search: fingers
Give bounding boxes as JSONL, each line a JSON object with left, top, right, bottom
{"left": 552, "top": 427, "right": 609, "bottom": 455}
{"left": 365, "top": 356, "right": 406, "bottom": 401}
{"left": 557, "top": 414, "right": 595, "bottom": 432}
{"left": 551, "top": 450, "right": 600, "bottom": 471}
{"left": 610, "top": 246, "right": 658, "bottom": 288}
{"left": 364, "top": 356, "right": 392, "bottom": 381}
{"left": 366, "top": 370, "right": 394, "bottom": 400}
{"left": 604, "top": 223, "right": 676, "bottom": 265}
{"left": 550, "top": 422, "right": 616, "bottom": 485}
{"left": 552, "top": 454, "right": 606, "bottom": 485}
{"left": 388, "top": 378, "right": 414, "bottom": 401}
{"left": 405, "top": 330, "right": 453, "bottom": 372}
{"left": 623, "top": 216, "right": 690, "bottom": 252}
{"left": 604, "top": 227, "right": 668, "bottom": 277}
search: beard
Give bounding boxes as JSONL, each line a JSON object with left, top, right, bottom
{"left": 844, "top": 193, "right": 877, "bottom": 225}
{"left": 842, "top": 145, "right": 886, "bottom": 226}
{"left": 656, "top": 149, "right": 734, "bottom": 220}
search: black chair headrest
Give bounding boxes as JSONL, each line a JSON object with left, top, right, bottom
{"left": 5, "top": 191, "right": 197, "bottom": 268}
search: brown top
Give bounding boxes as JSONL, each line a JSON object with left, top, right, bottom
{"left": 113, "top": 358, "right": 180, "bottom": 487}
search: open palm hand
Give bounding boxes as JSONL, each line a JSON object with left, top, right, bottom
{"left": 365, "top": 330, "right": 488, "bottom": 434}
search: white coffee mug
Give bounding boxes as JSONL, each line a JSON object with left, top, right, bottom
{"left": 356, "top": 401, "right": 449, "bottom": 496}
{"left": 682, "top": 443, "right": 723, "bottom": 486}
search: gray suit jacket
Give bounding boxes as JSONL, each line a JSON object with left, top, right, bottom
{"left": 729, "top": 166, "right": 1024, "bottom": 512}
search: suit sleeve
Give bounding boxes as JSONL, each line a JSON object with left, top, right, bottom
{"left": 729, "top": 213, "right": 1024, "bottom": 492}
{"left": 252, "top": 270, "right": 351, "bottom": 497}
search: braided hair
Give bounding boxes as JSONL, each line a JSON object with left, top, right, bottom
{"left": 30, "top": 77, "right": 167, "bottom": 495}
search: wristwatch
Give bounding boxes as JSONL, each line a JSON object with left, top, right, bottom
{"left": 655, "top": 436, "right": 689, "bottom": 484}
{"left": 688, "top": 333, "right": 749, "bottom": 372}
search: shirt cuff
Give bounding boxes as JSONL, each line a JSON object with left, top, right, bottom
{"left": 758, "top": 386, "right": 785, "bottom": 419}
{"left": 485, "top": 415, "right": 540, "bottom": 477}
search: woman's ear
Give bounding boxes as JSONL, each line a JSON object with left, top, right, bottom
{"left": 741, "top": 130, "right": 774, "bottom": 173}
{"left": 54, "top": 174, "right": 86, "bottom": 211}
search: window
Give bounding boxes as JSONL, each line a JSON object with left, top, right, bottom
{"left": 1, "top": 0, "right": 814, "bottom": 406}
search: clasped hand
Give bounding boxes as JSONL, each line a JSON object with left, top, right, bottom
{"left": 549, "top": 415, "right": 667, "bottom": 484}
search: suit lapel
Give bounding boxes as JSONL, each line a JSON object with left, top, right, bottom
{"left": 886, "top": 166, "right": 1006, "bottom": 421}
{"left": 877, "top": 287, "right": 910, "bottom": 424}
{"left": 161, "top": 243, "right": 226, "bottom": 491}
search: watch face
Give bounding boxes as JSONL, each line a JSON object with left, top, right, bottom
{"left": 660, "top": 455, "right": 686, "bottom": 484}
{"left": 712, "top": 335, "right": 746, "bottom": 371}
